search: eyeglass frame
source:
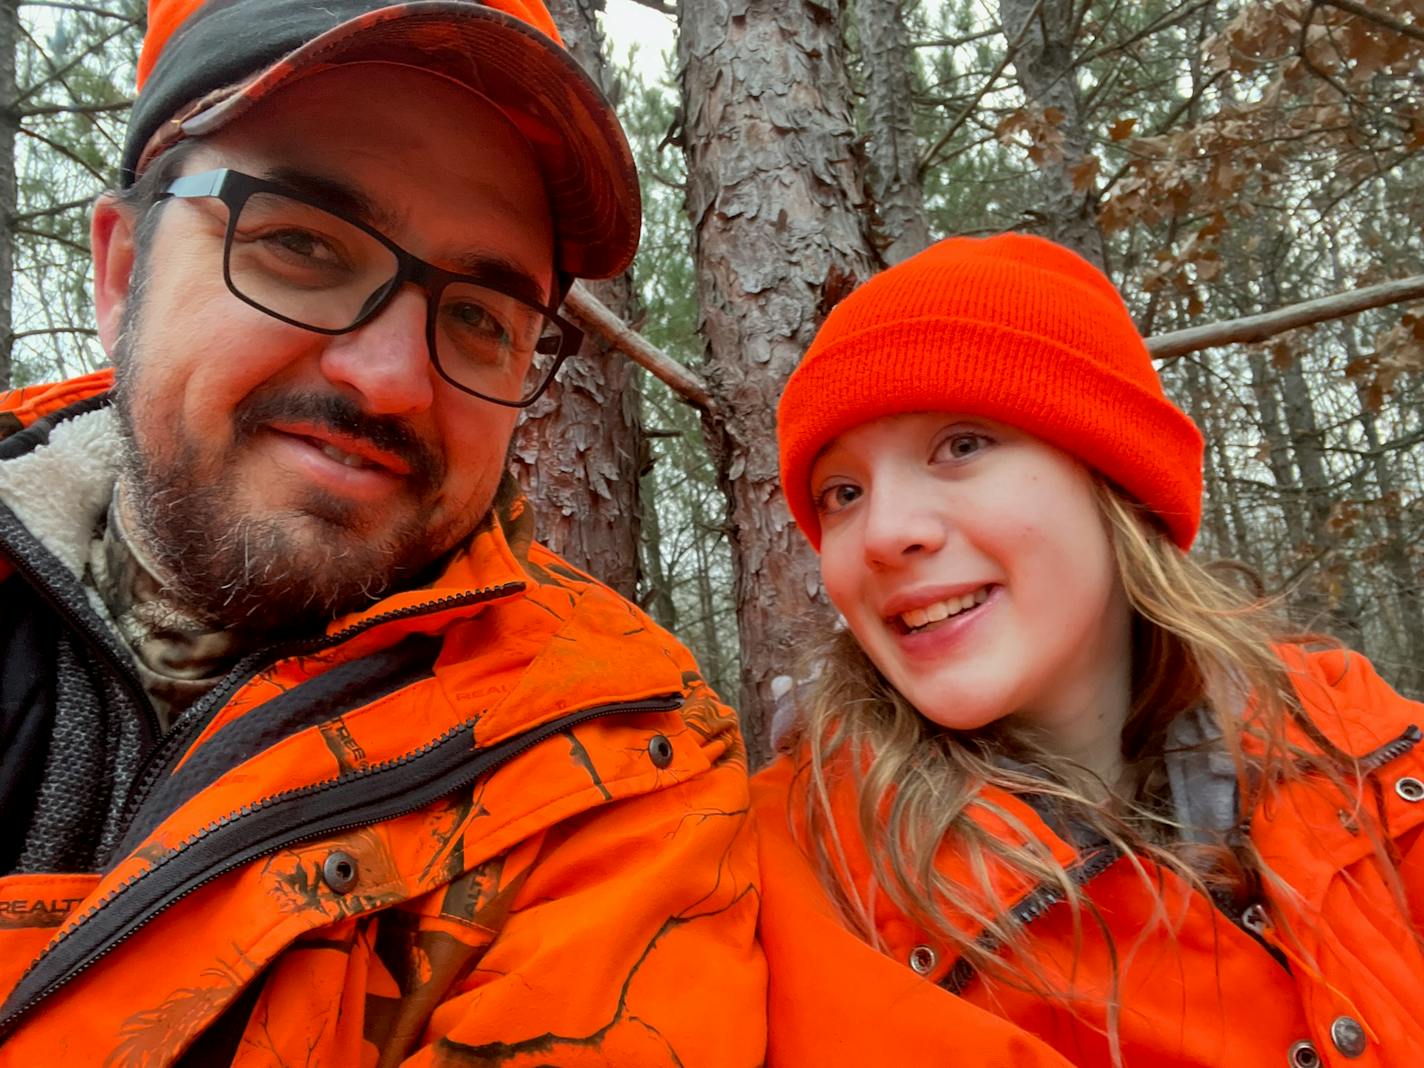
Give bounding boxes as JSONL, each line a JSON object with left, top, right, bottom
{"left": 155, "top": 167, "right": 585, "bottom": 409}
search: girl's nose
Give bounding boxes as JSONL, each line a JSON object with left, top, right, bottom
{"left": 860, "top": 472, "right": 948, "bottom": 569}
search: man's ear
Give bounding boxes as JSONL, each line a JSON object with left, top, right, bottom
{"left": 91, "top": 193, "right": 137, "bottom": 356}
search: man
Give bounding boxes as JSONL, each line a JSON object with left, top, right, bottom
{"left": 0, "top": 1, "right": 763, "bottom": 1063}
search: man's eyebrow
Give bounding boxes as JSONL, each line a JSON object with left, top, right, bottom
{"left": 449, "top": 254, "right": 551, "bottom": 307}
{"left": 258, "top": 167, "right": 552, "bottom": 306}
{"left": 262, "top": 167, "right": 394, "bottom": 231}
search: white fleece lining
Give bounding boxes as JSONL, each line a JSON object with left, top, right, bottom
{"left": 0, "top": 406, "right": 122, "bottom": 580}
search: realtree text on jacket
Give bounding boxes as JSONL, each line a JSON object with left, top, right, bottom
{"left": 0, "top": 373, "right": 765, "bottom": 1067}
{"left": 754, "top": 646, "right": 1424, "bottom": 1067}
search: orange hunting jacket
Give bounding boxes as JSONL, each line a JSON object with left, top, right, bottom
{"left": 0, "top": 372, "right": 765, "bottom": 1067}
{"left": 754, "top": 646, "right": 1424, "bottom": 1067}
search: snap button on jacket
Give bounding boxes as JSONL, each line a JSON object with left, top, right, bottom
{"left": 754, "top": 645, "right": 1424, "bottom": 1067}
{"left": 0, "top": 373, "right": 766, "bottom": 1067}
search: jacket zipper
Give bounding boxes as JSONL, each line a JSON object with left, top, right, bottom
{"left": 1357, "top": 724, "right": 1422, "bottom": 773}
{"left": 940, "top": 841, "right": 1123, "bottom": 995}
{"left": 115, "top": 582, "right": 524, "bottom": 839}
{"left": 0, "top": 692, "right": 682, "bottom": 1040}
{"left": 938, "top": 726, "right": 1424, "bottom": 997}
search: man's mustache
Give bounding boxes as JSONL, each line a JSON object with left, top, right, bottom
{"left": 234, "top": 392, "right": 444, "bottom": 491}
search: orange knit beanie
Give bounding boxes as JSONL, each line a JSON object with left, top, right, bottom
{"left": 778, "top": 233, "right": 1204, "bottom": 550}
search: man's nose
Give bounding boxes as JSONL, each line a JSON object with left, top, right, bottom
{"left": 318, "top": 284, "right": 435, "bottom": 415}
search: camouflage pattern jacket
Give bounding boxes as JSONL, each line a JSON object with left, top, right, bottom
{"left": 0, "top": 372, "right": 765, "bottom": 1067}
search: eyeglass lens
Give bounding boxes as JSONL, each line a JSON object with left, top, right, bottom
{"left": 227, "top": 190, "right": 564, "bottom": 403}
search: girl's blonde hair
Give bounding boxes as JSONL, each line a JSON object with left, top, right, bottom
{"left": 793, "top": 479, "right": 1399, "bottom": 1058}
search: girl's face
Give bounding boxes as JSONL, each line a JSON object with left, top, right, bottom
{"left": 810, "top": 413, "right": 1132, "bottom": 739}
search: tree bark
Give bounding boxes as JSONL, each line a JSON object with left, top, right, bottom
{"left": 1349, "top": 360, "right": 1421, "bottom": 694}
{"left": 1329, "top": 240, "right": 1422, "bottom": 695}
{"left": 679, "top": 0, "right": 879, "bottom": 766}
{"left": 638, "top": 461, "right": 680, "bottom": 629}
{"left": 998, "top": 0, "right": 1106, "bottom": 268}
{"left": 1253, "top": 260, "right": 1362, "bottom": 644}
{"left": 0, "top": 0, "right": 20, "bottom": 389}
{"left": 1276, "top": 344, "right": 1365, "bottom": 644}
{"left": 1246, "top": 349, "right": 1308, "bottom": 540}
{"left": 509, "top": 0, "right": 644, "bottom": 599}
{"left": 855, "top": 0, "right": 931, "bottom": 264}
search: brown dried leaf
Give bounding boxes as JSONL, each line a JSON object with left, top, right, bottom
{"left": 1071, "top": 156, "right": 1101, "bottom": 192}
{"left": 995, "top": 109, "right": 1030, "bottom": 140}
{"left": 1343, "top": 356, "right": 1375, "bottom": 380}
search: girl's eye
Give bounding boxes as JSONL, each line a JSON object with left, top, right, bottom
{"left": 814, "top": 482, "right": 861, "bottom": 515}
{"left": 934, "top": 432, "right": 990, "bottom": 462}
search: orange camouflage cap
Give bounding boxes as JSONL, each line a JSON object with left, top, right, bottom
{"left": 123, "top": 0, "right": 641, "bottom": 280}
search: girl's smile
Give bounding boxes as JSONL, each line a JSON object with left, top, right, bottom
{"left": 887, "top": 584, "right": 1000, "bottom": 664}
{"left": 810, "top": 412, "right": 1134, "bottom": 773}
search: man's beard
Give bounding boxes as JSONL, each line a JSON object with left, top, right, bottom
{"left": 108, "top": 311, "right": 461, "bottom": 636}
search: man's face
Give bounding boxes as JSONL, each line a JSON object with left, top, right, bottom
{"left": 93, "top": 64, "right": 556, "bottom": 631}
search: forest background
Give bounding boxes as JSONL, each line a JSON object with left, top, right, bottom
{"left": 1, "top": 0, "right": 1420, "bottom": 765}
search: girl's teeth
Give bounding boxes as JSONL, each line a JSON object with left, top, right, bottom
{"left": 899, "top": 587, "right": 991, "bottom": 630}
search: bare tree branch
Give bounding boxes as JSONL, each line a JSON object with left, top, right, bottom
{"left": 627, "top": 0, "right": 675, "bottom": 15}
{"left": 16, "top": 18, "right": 132, "bottom": 107}
{"left": 564, "top": 283, "right": 715, "bottom": 414}
{"left": 918, "top": 0, "right": 1043, "bottom": 176}
{"left": 17, "top": 126, "right": 105, "bottom": 181}
{"left": 1096, "top": 68, "right": 1222, "bottom": 198}
{"left": 20, "top": 1, "right": 137, "bottom": 19}
{"left": 20, "top": 99, "right": 130, "bottom": 118}
{"left": 1147, "top": 274, "right": 1424, "bottom": 360}
{"left": 11, "top": 326, "right": 98, "bottom": 339}
{"left": 913, "top": 26, "right": 1001, "bottom": 48}
{"left": 1073, "top": 0, "right": 1214, "bottom": 66}
{"left": 11, "top": 195, "right": 91, "bottom": 223}
{"left": 1315, "top": 0, "right": 1424, "bottom": 45}
{"left": 13, "top": 225, "right": 88, "bottom": 255}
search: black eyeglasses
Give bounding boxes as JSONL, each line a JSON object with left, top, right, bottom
{"left": 157, "top": 168, "right": 583, "bottom": 408}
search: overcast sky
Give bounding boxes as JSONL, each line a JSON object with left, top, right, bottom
{"left": 601, "top": 0, "right": 677, "bottom": 76}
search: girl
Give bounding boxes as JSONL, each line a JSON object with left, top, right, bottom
{"left": 754, "top": 233, "right": 1424, "bottom": 1067}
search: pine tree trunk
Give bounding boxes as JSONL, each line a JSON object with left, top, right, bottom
{"left": 638, "top": 457, "right": 679, "bottom": 629}
{"left": 1330, "top": 241, "right": 1422, "bottom": 695}
{"left": 1247, "top": 350, "right": 1307, "bottom": 537}
{"left": 998, "top": 0, "right": 1106, "bottom": 268}
{"left": 509, "top": 0, "right": 643, "bottom": 598}
{"left": 679, "top": 0, "right": 879, "bottom": 765}
{"left": 1252, "top": 257, "right": 1366, "bottom": 647}
{"left": 855, "top": 0, "right": 931, "bottom": 264}
{"left": 1351, "top": 377, "right": 1422, "bottom": 695}
{"left": 1276, "top": 350, "right": 1365, "bottom": 644}
{"left": 1180, "top": 354, "right": 1249, "bottom": 564}
{"left": 0, "top": 0, "right": 19, "bottom": 389}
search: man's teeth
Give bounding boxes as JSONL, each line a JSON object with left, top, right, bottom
{"left": 319, "top": 442, "right": 371, "bottom": 469}
{"left": 900, "top": 587, "right": 990, "bottom": 630}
